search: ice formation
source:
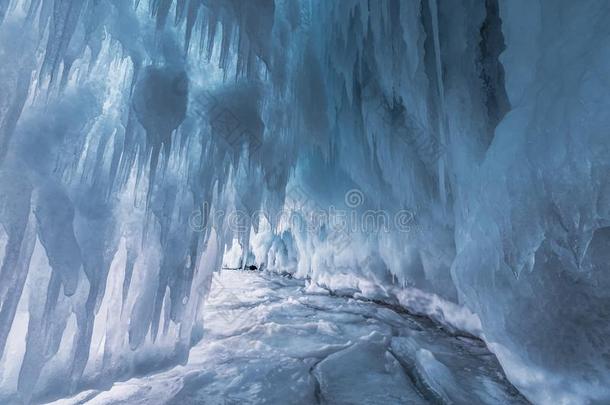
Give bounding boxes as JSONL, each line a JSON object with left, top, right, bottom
{"left": 0, "top": 0, "right": 609, "bottom": 403}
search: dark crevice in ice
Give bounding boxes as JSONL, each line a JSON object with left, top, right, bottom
{"left": 478, "top": 0, "right": 510, "bottom": 146}
{"left": 386, "top": 347, "right": 441, "bottom": 405}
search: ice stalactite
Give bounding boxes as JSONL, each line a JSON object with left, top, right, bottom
{"left": 254, "top": 1, "right": 610, "bottom": 403}
{"left": 0, "top": 0, "right": 277, "bottom": 402}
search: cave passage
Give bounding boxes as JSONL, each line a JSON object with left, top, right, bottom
{"left": 48, "top": 270, "right": 527, "bottom": 405}
{"left": 1, "top": 1, "right": 609, "bottom": 403}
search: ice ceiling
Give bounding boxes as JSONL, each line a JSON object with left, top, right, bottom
{"left": 1, "top": 0, "right": 610, "bottom": 403}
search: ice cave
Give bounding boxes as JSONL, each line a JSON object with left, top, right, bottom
{"left": 0, "top": 0, "right": 609, "bottom": 404}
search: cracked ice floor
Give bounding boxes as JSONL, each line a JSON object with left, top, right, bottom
{"left": 47, "top": 270, "right": 529, "bottom": 404}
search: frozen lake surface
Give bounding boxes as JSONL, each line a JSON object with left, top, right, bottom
{"left": 47, "top": 270, "right": 528, "bottom": 404}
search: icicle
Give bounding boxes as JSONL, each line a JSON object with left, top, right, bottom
{"left": 427, "top": 0, "right": 448, "bottom": 206}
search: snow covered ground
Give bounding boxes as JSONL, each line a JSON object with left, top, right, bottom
{"left": 46, "top": 270, "right": 528, "bottom": 405}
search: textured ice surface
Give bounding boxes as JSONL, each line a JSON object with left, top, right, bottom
{"left": 0, "top": 0, "right": 609, "bottom": 403}
{"left": 45, "top": 270, "right": 526, "bottom": 404}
